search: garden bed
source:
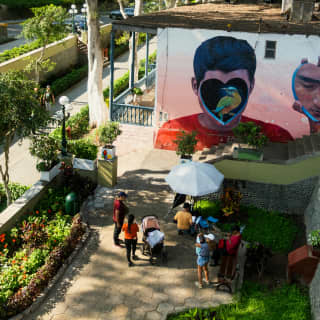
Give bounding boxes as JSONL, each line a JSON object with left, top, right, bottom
{"left": 0, "top": 173, "right": 96, "bottom": 318}
{"left": 167, "top": 281, "right": 311, "bottom": 320}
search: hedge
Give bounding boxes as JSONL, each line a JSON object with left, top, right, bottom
{"left": 51, "top": 64, "right": 88, "bottom": 96}
{"left": 67, "top": 139, "right": 98, "bottom": 160}
{"left": 0, "top": 40, "right": 42, "bottom": 64}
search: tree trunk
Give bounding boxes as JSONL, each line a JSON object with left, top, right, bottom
{"left": 35, "top": 44, "right": 47, "bottom": 83}
{"left": 0, "top": 134, "right": 12, "bottom": 206}
{"left": 131, "top": 0, "right": 143, "bottom": 83}
{"left": 87, "top": 0, "right": 107, "bottom": 127}
{"left": 117, "top": 0, "right": 128, "bottom": 18}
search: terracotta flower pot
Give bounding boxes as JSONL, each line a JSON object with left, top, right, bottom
{"left": 312, "top": 247, "right": 320, "bottom": 258}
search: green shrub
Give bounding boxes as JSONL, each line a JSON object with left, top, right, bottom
{"left": 103, "top": 51, "right": 157, "bottom": 100}
{"left": 50, "top": 105, "right": 89, "bottom": 140}
{"left": 173, "top": 130, "right": 198, "bottom": 157}
{"left": 242, "top": 206, "right": 298, "bottom": 253}
{"left": 168, "top": 282, "right": 311, "bottom": 320}
{"left": 98, "top": 122, "right": 122, "bottom": 146}
{"left": 0, "top": 40, "right": 42, "bottom": 63}
{"left": 0, "top": 0, "right": 83, "bottom": 9}
{"left": 51, "top": 64, "right": 88, "bottom": 96}
{"left": 193, "top": 200, "right": 221, "bottom": 218}
{"left": 68, "top": 139, "right": 98, "bottom": 160}
{"left": 0, "top": 183, "right": 29, "bottom": 213}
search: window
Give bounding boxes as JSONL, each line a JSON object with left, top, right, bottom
{"left": 265, "top": 40, "right": 276, "bottom": 59}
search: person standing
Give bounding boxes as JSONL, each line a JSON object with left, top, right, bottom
{"left": 113, "top": 191, "right": 128, "bottom": 247}
{"left": 195, "top": 233, "right": 210, "bottom": 288}
{"left": 174, "top": 202, "right": 193, "bottom": 235}
{"left": 122, "top": 214, "right": 139, "bottom": 267}
{"left": 43, "top": 85, "right": 55, "bottom": 112}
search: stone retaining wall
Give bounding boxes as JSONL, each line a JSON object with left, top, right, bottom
{"left": 0, "top": 35, "right": 79, "bottom": 82}
{"left": 304, "top": 177, "right": 320, "bottom": 320}
{"left": 208, "top": 177, "right": 317, "bottom": 215}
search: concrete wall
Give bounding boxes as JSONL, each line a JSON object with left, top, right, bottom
{"left": 208, "top": 176, "right": 317, "bottom": 215}
{"left": 214, "top": 155, "right": 320, "bottom": 185}
{"left": 0, "top": 35, "right": 79, "bottom": 82}
{"left": 304, "top": 178, "right": 320, "bottom": 320}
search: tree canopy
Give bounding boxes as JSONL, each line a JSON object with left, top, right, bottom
{"left": 0, "top": 70, "right": 49, "bottom": 205}
{"left": 0, "top": 0, "right": 83, "bottom": 9}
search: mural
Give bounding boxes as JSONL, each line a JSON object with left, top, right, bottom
{"left": 154, "top": 29, "right": 320, "bottom": 151}
{"left": 292, "top": 58, "right": 320, "bottom": 134}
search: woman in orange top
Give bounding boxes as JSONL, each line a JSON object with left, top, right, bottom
{"left": 122, "top": 214, "right": 139, "bottom": 267}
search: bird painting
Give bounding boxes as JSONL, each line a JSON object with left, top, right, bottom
{"left": 214, "top": 87, "right": 242, "bottom": 121}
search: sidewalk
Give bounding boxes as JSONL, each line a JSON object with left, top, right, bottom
{"left": 0, "top": 38, "right": 157, "bottom": 186}
{"left": 25, "top": 148, "right": 232, "bottom": 320}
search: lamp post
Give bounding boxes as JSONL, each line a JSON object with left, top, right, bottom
{"left": 59, "top": 96, "right": 70, "bottom": 156}
{"left": 69, "top": 4, "right": 78, "bottom": 34}
{"left": 81, "top": 3, "right": 88, "bottom": 31}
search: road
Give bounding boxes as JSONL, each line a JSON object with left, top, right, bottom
{"left": 0, "top": 37, "right": 157, "bottom": 186}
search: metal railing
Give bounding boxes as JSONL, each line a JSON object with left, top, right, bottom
{"left": 111, "top": 103, "right": 154, "bottom": 126}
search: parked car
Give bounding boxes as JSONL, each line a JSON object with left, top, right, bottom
{"left": 64, "top": 14, "right": 104, "bottom": 31}
{"left": 109, "top": 8, "right": 134, "bottom": 19}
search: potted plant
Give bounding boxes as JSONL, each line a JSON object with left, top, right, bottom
{"left": 98, "top": 122, "right": 122, "bottom": 161}
{"left": 308, "top": 229, "right": 320, "bottom": 257}
{"left": 29, "top": 135, "right": 60, "bottom": 182}
{"left": 173, "top": 130, "right": 198, "bottom": 164}
{"left": 232, "top": 122, "right": 268, "bottom": 161}
{"left": 69, "top": 138, "right": 98, "bottom": 172}
{"left": 132, "top": 87, "right": 143, "bottom": 105}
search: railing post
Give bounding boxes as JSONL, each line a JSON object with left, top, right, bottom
{"left": 109, "top": 30, "right": 115, "bottom": 121}
{"left": 145, "top": 33, "right": 149, "bottom": 87}
{"left": 129, "top": 32, "right": 136, "bottom": 90}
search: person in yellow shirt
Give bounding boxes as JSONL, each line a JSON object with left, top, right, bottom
{"left": 174, "top": 203, "right": 193, "bottom": 235}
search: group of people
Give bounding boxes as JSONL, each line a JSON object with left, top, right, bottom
{"left": 113, "top": 191, "right": 139, "bottom": 267}
{"left": 173, "top": 201, "right": 242, "bottom": 288}
{"left": 34, "top": 85, "right": 55, "bottom": 111}
{"left": 112, "top": 193, "right": 242, "bottom": 289}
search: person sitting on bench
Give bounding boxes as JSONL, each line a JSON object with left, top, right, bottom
{"left": 212, "top": 225, "right": 242, "bottom": 279}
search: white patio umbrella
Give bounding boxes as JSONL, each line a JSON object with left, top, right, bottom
{"left": 165, "top": 161, "right": 224, "bottom": 197}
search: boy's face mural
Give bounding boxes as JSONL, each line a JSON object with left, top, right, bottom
{"left": 293, "top": 58, "right": 320, "bottom": 122}
{"left": 192, "top": 69, "right": 254, "bottom": 128}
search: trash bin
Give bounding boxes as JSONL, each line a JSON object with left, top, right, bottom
{"left": 65, "top": 192, "right": 79, "bottom": 215}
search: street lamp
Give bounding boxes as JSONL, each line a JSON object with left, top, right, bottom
{"left": 59, "top": 96, "right": 70, "bottom": 156}
{"left": 69, "top": 4, "right": 78, "bottom": 34}
{"left": 81, "top": 3, "right": 88, "bottom": 31}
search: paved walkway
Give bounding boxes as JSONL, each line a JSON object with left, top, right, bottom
{"left": 25, "top": 148, "right": 232, "bottom": 320}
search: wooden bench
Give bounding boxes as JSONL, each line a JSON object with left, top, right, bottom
{"left": 215, "top": 240, "right": 247, "bottom": 293}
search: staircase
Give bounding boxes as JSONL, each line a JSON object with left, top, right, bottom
{"left": 77, "top": 39, "right": 88, "bottom": 64}
{"left": 193, "top": 132, "right": 320, "bottom": 165}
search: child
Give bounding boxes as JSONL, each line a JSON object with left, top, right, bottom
{"left": 195, "top": 233, "right": 210, "bottom": 288}
{"left": 122, "top": 214, "right": 139, "bottom": 267}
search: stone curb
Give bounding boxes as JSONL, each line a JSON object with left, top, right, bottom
{"left": 9, "top": 223, "right": 91, "bottom": 320}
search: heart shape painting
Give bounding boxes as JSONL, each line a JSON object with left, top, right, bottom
{"left": 199, "top": 78, "right": 249, "bottom": 125}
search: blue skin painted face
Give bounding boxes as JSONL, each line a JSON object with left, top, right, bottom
{"left": 192, "top": 70, "right": 253, "bottom": 131}
{"left": 292, "top": 62, "right": 320, "bottom": 123}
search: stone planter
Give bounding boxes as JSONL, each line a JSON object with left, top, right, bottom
{"left": 97, "top": 157, "right": 117, "bottom": 187}
{"left": 73, "top": 158, "right": 96, "bottom": 171}
{"left": 232, "top": 147, "right": 263, "bottom": 161}
{"left": 40, "top": 162, "right": 60, "bottom": 182}
{"left": 101, "top": 145, "right": 116, "bottom": 161}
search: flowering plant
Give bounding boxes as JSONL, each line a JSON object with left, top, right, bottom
{"left": 308, "top": 229, "right": 320, "bottom": 248}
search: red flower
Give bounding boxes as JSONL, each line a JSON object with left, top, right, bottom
{"left": 12, "top": 260, "right": 16, "bottom": 264}
{"left": 12, "top": 239, "right": 16, "bottom": 243}
{"left": 48, "top": 209, "right": 52, "bottom": 214}
{"left": 35, "top": 210, "right": 39, "bottom": 214}
{"left": 0, "top": 239, "right": 4, "bottom": 243}
{"left": 4, "top": 244, "right": 7, "bottom": 248}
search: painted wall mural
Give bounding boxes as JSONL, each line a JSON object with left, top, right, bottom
{"left": 154, "top": 28, "right": 320, "bottom": 151}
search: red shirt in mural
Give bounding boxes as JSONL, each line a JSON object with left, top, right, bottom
{"left": 154, "top": 114, "right": 293, "bottom": 151}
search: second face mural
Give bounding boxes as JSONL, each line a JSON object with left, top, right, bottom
{"left": 155, "top": 29, "right": 320, "bottom": 151}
